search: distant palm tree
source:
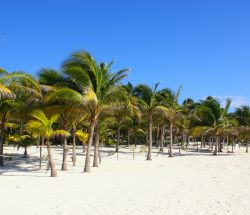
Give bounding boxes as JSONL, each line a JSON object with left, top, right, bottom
{"left": 234, "top": 106, "right": 250, "bottom": 152}
{"left": 26, "top": 110, "right": 70, "bottom": 177}
{"left": 134, "top": 83, "right": 160, "bottom": 160}
{"left": 193, "top": 97, "right": 232, "bottom": 155}
{"left": 157, "top": 86, "right": 184, "bottom": 157}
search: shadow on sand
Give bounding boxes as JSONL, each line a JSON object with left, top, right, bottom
{"left": 0, "top": 153, "right": 46, "bottom": 177}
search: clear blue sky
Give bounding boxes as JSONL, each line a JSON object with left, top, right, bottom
{"left": 1, "top": 0, "right": 250, "bottom": 108}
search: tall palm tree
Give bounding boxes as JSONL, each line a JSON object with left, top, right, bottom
{"left": 46, "top": 51, "right": 129, "bottom": 172}
{"left": 39, "top": 68, "right": 81, "bottom": 170}
{"left": 134, "top": 83, "right": 160, "bottom": 160}
{"left": 26, "top": 110, "right": 70, "bottom": 177}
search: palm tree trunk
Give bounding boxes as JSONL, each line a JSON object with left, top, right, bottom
{"left": 211, "top": 136, "right": 214, "bottom": 151}
{"left": 24, "top": 146, "right": 28, "bottom": 158}
{"left": 169, "top": 123, "right": 174, "bottom": 157}
{"left": 156, "top": 123, "right": 160, "bottom": 148}
{"left": 37, "top": 135, "right": 40, "bottom": 148}
{"left": 186, "top": 135, "right": 189, "bottom": 150}
{"left": 93, "top": 124, "right": 100, "bottom": 167}
{"left": 146, "top": 114, "right": 153, "bottom": 160}
{"left": 159, "top": 125, "right": 164, "bottom": 152}
{"left": 116, "top": 126, "right": 121, "bottom": 160}
{"left": 38, "top": 145, "right": 42, "bottom": 169}
{"left": 84, "top": 117, "right": 97, "bottom": 173}
{"left": 41, "top": 136, "right": 45, "bottom": 147}
{"left": 72, "top": 130, "right": 77, "bottom": 166}
{"left": 0, "top": 121, "right": 5, "bottom": 167}
{"left": 246, "top": 140, "right": 249, "bottom": 153}
{"left": 98, "top": 140, "right": 102, "bottom": 164}
{"left": 213, "top": 136, "right": 219, "bottom": 156}
{"left": 116, "top": 126, "right": 121, "bottom": 153}
{"left": 227, "top": 134, "right": 229, "bottom": 153}
{"left": 127, "top": 130, "right": 130, "bottom": 146}
{"left": 46, "top": 141, "right": 57, "bottom": 177}
{"left": 61, "top": 136, "right": 68, "bottom": 171}
{"left": 19, "top": 121, "right": 23, "bottom": 135}
{"left": 200, "top": 135, "right": 203, "bottom": 148}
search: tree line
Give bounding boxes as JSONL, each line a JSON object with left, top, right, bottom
{"left": 0, "top": 51, "right": 249, "bottom": 177}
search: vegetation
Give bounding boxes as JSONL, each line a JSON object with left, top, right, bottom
{"left": 0, "top": 50, "right": 249, "bottom": 176}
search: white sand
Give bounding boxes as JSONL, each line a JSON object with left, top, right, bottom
{"left": 0, "top": 145, "right": 250, "bottom": 215}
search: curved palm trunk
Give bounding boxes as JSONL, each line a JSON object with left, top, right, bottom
{"left": 93, "top": 124, "right": 100, "bottom": 167}
{"left": 84, "top": 117, "right": 97, "bottom": 173}
{"left": 169, "top": 123, "right": 174, "bottom": 157}
{"left": 159, "top": 125, "right": 164, "bottom": 152}
{"left": 146, "top": 114, "right": 153, "bottom": 160}
{"left": 46, "top": 141, "right": 57, "bottom": 177}
{"left": 213, "top": 136, "right": 219, "bottom": 156}
{"left": 0, "top": 121, "right": 5, "bottom": 167}
{"left": 72, "top": 130, "right": 77, "bottom": 166}
{"left": 61, "top": 136, "right": 68, "bottom": 170}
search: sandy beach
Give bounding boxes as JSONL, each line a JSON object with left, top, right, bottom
{"left": 0, "top": 145, "right": 250, "bottom": 215}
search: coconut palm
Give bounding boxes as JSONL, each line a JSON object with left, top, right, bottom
{"left": 193, "top": 97, "right": 232, "bottom": 155}
{"left": 6, "top": 134, "right": 34, "bottom": 158}
{"left": 26, "top": 110, "right": 70, "bottom": 177}
{"left": 234, "top": 106, "right": 250, "bottom": 152}
{"left": 157, "top": 86, "right": 185, "bottom": 157}
{"left": 70, "top": 112, "right": 88, "bottom": 166}
{"left": 0, "top": 69, "right": 41, "bottom": 166}
{"left": 46, "top": 51, "right": 129, "bottom": 172}
{"left": 133, "top": 83, "right": 160, "bottom": 160}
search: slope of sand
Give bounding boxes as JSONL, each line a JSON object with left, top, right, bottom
{"left": 0, "top": 145, "right": 250, "bottom": 215}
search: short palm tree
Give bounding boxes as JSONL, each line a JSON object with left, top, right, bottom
{"left": 0, "top": 69, "right": 41, "bottom": 166}
{"left": 26, "top": 110, "right": 70, "bottom": 177}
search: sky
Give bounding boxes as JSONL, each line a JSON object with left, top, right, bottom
{"left": 0, "top": 0, "right": 250, "bottom": 109}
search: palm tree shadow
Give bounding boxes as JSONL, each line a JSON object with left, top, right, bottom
{"left": 0, "top": 154, "right": 45, "bottom": 177}
{"left": 174, "top": 149, "right": 234, "bottom": 157}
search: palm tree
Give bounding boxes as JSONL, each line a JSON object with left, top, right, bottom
{"left": 26, "top": 110, "right": 70, "bottom": 177}
{"left": 46, "top": 51, "right": 129, "bottom": 172}
{"left": 70, "top": 112, "right": 88, "bottom": 166}
{"left": 234, "top": 106, "right": 250, "bottom": 152}
{"left": 39, "top": 68, "right": 82, "bottom": 170}
{"left": 193, "top": 97, "right": 232, "bottom": 155}
{"left": 0, "top": 69, "right": 41, "bottom": 166}
{"left": 157, "top": 86, "right": 184, "bottom": 157}
{"left": 134, "top": 83, "right": 160, "bottom": 160}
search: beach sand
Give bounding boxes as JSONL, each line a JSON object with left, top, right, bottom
{"left": 0, "top": 145, "right": 250, "bottom": 215}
